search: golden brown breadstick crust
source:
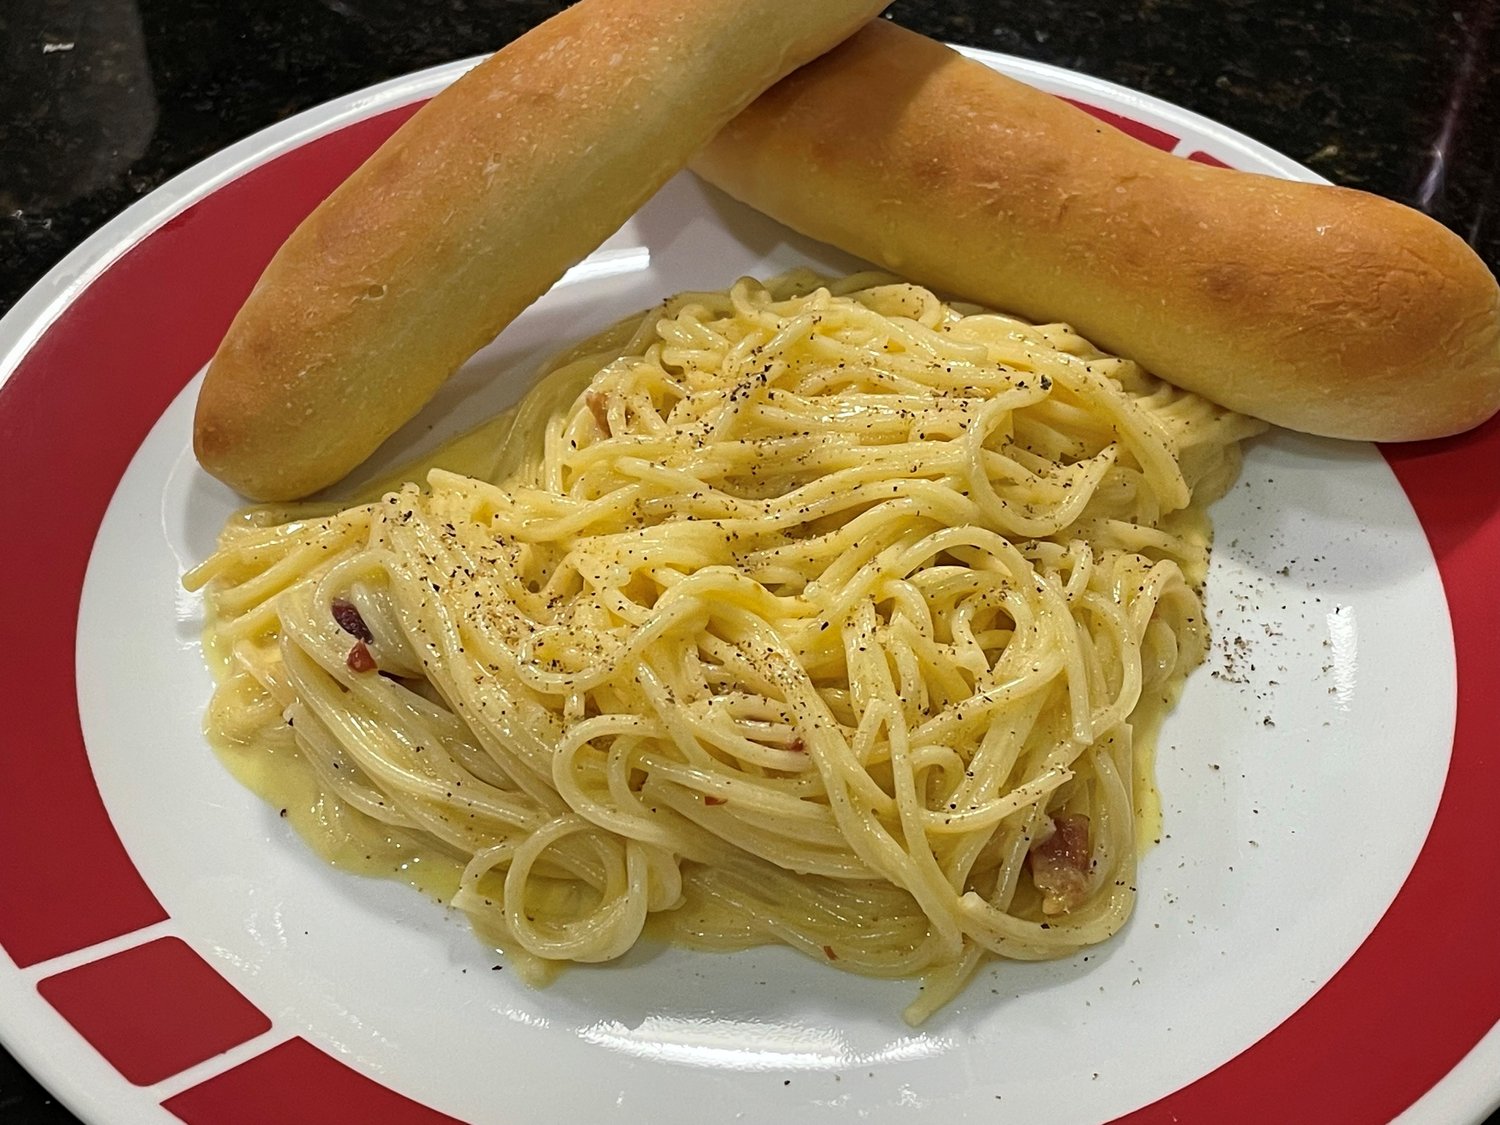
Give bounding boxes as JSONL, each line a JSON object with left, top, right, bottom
{"left": 193, "top": 0, "right": 890, "bottom": 500}
{"left": 691, "top": 21, "right": 1500, "bottom": 442}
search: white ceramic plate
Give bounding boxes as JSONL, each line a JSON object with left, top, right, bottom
{"left": 1, "top": 47, "right": 1497, "bottom": 1125}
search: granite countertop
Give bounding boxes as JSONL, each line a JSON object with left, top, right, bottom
{"left": 1, "top": 1, "right": 1496, "bottom": 1123}
{"left": 2, "top": 0, "right": 1497, "bottom": 311}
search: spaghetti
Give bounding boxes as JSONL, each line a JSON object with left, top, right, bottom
{"left": 185, "top": 271, "right": 1264, "bottom": 1022}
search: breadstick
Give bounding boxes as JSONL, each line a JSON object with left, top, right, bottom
{"left": 691, "top": 21, "right": 1500, "bottom": 441}
{"left": 193, "top": 0, "right": 889, "bottom": 500}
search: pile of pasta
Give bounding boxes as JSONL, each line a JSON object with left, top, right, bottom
{"left": 186, "top": 272, "right": 1264, "bottom": 1022}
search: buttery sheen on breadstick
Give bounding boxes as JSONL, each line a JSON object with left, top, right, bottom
{"left": 691, "top": 21, "right": 1500, "bottom": 442}
{"left": 194, "top": 0, "right": 889, "bottom": 501}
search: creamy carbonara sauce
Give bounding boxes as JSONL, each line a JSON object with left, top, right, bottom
{"left": 186, "top": 272, "right": 1264, "bottom": 1022}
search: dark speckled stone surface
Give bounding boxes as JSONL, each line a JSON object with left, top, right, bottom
{"left": 0, "top": 2, "right": 1497, "bottom": 1123}
{"left": 1, "top": 0, "right": 1495, "bottom": 315}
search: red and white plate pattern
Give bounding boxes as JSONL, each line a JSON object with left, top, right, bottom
{"left": 1, "top": 48, "right": 1497, "bottom": 1125}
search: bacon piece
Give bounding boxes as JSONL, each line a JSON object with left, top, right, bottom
{"left": 703, "top": 794, "right": 727, "bottom": 806}
{"left": 346, "top": 640, "right": 378, "bottom": 673}
{"left": 1029, "top": 813, "right": 1092, "bottom": 916}
{"left": 585, "top": 391, "right": 611, "bottom": 436}
{"left": 331, "top": 598, "right": 374, "bottom": 642}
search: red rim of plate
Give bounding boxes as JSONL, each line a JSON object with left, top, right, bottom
{"left": 0, "top": 56, "right": 1495, "bottom": 1125}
